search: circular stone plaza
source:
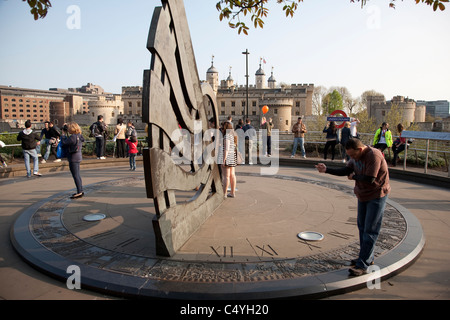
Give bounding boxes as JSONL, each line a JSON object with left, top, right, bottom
{"left": 1, "top": 156, "right": 449, "bottom": 301}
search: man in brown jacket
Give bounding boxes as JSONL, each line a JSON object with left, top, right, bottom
{"left": 315, "top": 138, "right": 390, "bottom": 276}
{"left": 291, "top": 117, "right": 307, "bottom": 158}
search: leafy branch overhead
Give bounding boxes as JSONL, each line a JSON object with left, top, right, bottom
{"left": 23, "top": 0, "right": 52, "bottom": 20}
{"left": 22, "top": 0, "right": 448, "bottom": 27}
{"left": 216, "top": 0, "right": 448, "bottom": 34}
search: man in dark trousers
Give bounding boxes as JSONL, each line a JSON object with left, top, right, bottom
{"left": 91, "top": 115, "right": 108, "bottom": 159}
{"left": 242, "top": 118, "right": 256, "bottom": 165}
{"left": 17, "top": 120, "right": 42, "bottom": 177}
{"left": 315, "top": 138, "right": 390, "bottom": 276}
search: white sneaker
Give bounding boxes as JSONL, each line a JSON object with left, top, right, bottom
{"left": 53, "top": 159, "right": 61, "bottom": 162}
{"left": 290, "top": 155, "right": 295, "bottom": 158}
{"left": 302, "top": 155, "right": 306, "bottom": 159}
{"left": 41, "top": 159, "right": 46, "bottom": 163}
{"left": 100, "top": 156, "right": 106, "bottom": 160}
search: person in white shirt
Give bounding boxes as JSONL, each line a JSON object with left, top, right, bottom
{"left": 350, "top": 118, "right": 360, "bottom": 139}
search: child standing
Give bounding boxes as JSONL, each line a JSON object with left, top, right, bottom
{"left": 125, "top": 136, "right": 138, "bottom": 171}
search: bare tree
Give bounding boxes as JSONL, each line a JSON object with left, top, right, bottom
{"left": 312, "top": 85, "right": 327, "bottom": 115}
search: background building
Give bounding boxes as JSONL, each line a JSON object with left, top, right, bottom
{"left": 416, "top": 100, "right": 450, "bottom": 119}
{"left": 368, "top": 95, "right": 426, "bottom": 125}
{"left": 0, "top": 84, "right": 122, "bottom": 130}
{"left": 206, "top": 61, "right": 314, "bottom": 131}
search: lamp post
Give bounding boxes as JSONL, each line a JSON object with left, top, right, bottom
{"left": 242, "top": 49, "right": 250, "bottom": 120}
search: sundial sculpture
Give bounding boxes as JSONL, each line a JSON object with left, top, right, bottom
{"left": 142, "top": 0, "right": 224, "bottom": 257}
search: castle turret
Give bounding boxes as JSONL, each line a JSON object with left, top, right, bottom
{"left": 206, "top": 56, "right": 219, "bottom": 94}
{"left": 255, "top": 62, "right": 265, "bottom": 89}
{"left": 268, "top": 67, "right": 276, "bottom": 89}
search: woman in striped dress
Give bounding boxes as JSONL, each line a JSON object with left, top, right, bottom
{"left": 221, "top": 122, "right": 237, "bottom": 198}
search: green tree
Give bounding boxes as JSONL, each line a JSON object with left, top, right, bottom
{"left": 322, "top": 90, "right": 343, "bottom": 115}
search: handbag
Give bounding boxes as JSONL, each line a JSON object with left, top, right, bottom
{"left": 56, "top": 140, "right": 68, "bottom": 158}
{"left": 113, "top": 125, "right": 125, "bottom": 142}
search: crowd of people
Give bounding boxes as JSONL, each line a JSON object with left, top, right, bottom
{"left": 6, "top": 114, "right": 412, "bottom": 278}
{"left": 11, "top": 117, "right": 140, "bottom": 198}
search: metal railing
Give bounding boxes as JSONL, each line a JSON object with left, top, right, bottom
{"left": 2, "top": 131, "right": 450, "bottom": 176}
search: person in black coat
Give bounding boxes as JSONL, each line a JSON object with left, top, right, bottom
{"left": 61, "top": 122, "right": 85, "bottom": 199}
{"left": 340, "top": 121, "right": 352, "bottom": 162}
{"left": 323, "top": 121, "right": 338, "bottom": 160}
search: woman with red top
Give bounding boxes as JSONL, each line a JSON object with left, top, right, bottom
{"left": 391, "top": 123, "right": 406, "bottom": 166}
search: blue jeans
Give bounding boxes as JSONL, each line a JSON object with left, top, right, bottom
{"left": 41, "top": 139, "right": 51, "bottom": 160}
{"left": 356, "top": 195, "right": 388, "bottom": 270}
{"left": 129, "top": 153, "right": 137, "bottom": 170}
{"left": 292, "top": 137, "right": 305, "bottom": 156}
{"left": 23, "top": 149, "right": 39, "bottom": 177}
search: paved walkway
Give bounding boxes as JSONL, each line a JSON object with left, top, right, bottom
{"left": 0, "top": 156, "right": 449, "bottom": 299}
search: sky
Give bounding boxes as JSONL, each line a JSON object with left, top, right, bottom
{"left": 0, "top": 0, "right": 449, "bottom": 102}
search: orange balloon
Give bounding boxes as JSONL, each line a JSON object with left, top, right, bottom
{"left": 262, "top": 105, "right": 269, "bottom": 114}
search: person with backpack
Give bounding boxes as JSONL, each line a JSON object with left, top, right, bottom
{"left": 90, "top": 115, "right": 108, "bottom": 159}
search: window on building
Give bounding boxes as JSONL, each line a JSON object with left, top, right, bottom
{"left": 231, "top": 101, "right": 235, "bottom": 107}
{"left": 241, "top": 101, "right": 245, "bottom": 107}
